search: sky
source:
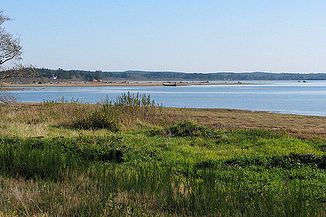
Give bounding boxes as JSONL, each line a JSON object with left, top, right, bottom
{"left": 1, "top": 0, "right": 326, "bottom": 72}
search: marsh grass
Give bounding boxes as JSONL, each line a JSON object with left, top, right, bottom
{"left": 0, "top": 135, "right": 127, "bottom": 179}
{"left": 0, "top": 132, "right": 325, "bottom": 216}
{"left": 0, "top": 161, "right": 325, "bottom": 216}
{"left": 56, "top": 93, "right": 165, "bottom": 131}
{"left": 0, "top": 95, "right": 326, "bottom": 216}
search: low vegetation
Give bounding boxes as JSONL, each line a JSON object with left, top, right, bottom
{"left": 0, "top": 94, "right": 325, "bottom": 216}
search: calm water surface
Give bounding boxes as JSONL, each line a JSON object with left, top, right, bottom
{"left": 8, "top": 80, "right": 326, "bottom": 116}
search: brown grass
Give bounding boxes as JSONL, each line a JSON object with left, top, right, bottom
{"left": 163, "top": 108, "right": 326, "bottom": 141}
{"left": 1, "top": 103, "right": 326, "bottom": 141}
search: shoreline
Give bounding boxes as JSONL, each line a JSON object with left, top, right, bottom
{"left": 1, "top": 81, "right": 252, "bottom": 88}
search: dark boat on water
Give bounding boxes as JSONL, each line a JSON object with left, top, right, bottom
{"left": 163, "top": 82, "right": 177, "bottom": 86}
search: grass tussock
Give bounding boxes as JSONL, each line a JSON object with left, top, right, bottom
{"left": 69, "top": 107, "right": 119, "bottom": 131}
{"left": 59, "top": 93, "right": 164, "bottom": 131}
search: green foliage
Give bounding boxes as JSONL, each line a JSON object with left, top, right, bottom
{"left": 165, "top": 120, "right": 219, "bottom": 138}
{"left": 214, "top": 129, "right": 283, "bottom": 145}
{"left": 0, "top": 141, "right": 78, "bottom": 180}
{"left": 225, "top": 154, "right": 326, "bottom": 169}
{"left": 268, "top": 153, "right": 326, "bottom": 169}
{"left": 0, "top": 136, "right": 124, "bottom": 180}
{"left": 1, "top": 118, "right": 326, "bottom": 215}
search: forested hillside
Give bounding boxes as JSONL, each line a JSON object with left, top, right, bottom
{"left": 2, "top": 67, "right": 326, "bottom": 82}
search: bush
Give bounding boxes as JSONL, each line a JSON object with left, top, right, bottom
{"left": 195, "top": 160, "right": 216, "bottom": 169}
{"left": 224, "top": 157, "right": 266, "bottom": 167}
{"left": 225, "top": 154, "right": 326, "bottom": 169}
{"left": 71, "top": 146, "right": 124, "bottom": 163}
{"left": 268, "top": 153, "right": 326, "bottom": 169}
{"left": 166, "top": 121, "right": 219, "bottom": 138}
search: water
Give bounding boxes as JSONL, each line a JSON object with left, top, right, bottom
{"left": 7, "top": 80, "right": 326, "bottom": 116}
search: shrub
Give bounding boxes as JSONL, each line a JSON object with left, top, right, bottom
{"left": 166, "top": 121, "right": 219, "bottom": 138}
{"left": 268, "top": 153, "right": 325, "bottom": 169}
{"left": 72, "top": 146, "right": 124, "bottom": 163}
{"left": 195, "top": 160, "right": 216, "bottom": 169}
{"left": 225, "top": 154, "right": 326, "bottom": 169}
{"left": 224, "top": 157, "right": 266, "bottom": 167}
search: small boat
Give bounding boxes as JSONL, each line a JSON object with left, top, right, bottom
{"left": 163, "top": 82, "right": 177, "bottom": 86}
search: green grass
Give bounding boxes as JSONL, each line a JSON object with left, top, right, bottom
{"left": 0, "top": 96, "right": 325, "bottom": 216}
{"left": 0, "top": 127, "right": 325, "bottom": 216}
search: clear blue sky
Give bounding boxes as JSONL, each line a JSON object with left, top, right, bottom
{"left": 1, "top": 0, "right": 326, "bottom": 72}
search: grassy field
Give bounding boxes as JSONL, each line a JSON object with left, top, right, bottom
{"left": 0, "top": 94, "right": 325, "bottom": 216}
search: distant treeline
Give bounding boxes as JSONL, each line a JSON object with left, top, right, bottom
{"left": 2, "top": 68, "right": 326, "bottom": 81}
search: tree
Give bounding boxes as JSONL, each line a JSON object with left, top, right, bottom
{"left": 0, "top": 11, "right": 22, "bottom": 104}
{"left": 0, "top": 11, "right": 22, "bottom": 67}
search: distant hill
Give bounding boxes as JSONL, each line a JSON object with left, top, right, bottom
{"left": 2, "top": 68, "right": 326, "bottom": 82}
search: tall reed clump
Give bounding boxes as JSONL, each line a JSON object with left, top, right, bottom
{"left": 69, "top": 105, "right": 119, "bottom": 132}
{"left": 64, "top": 93, "right": 163, "bottom": 131}
{"left": 113, "top": 92, "right": 163, "bottom": 127}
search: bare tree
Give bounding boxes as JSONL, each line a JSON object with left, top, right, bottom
{"left": 0, "top": 11, "right": 22, "bottom": 104}
{"left": 0, "top": 10, "right": 22, "bottom": 67}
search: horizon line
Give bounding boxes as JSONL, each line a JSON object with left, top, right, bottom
{"left": 31, "top": 67, "right": 326, "bottom": 74}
